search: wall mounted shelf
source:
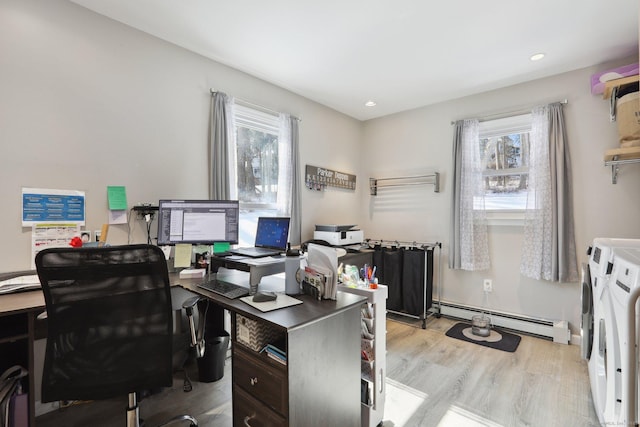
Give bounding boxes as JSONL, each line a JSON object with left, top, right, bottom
{"left": 603, "top": 75, "right": 640, "bottom": 100}
{"left": 369, "top": 173, "right": 439, "bottom": 195}
{"left": 604, "top": 147, "right": 640, "bottom": 184}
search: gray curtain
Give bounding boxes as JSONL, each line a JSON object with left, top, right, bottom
{"left": 521, "top": 103, "right": 578, "bottom": 282}
{"left": 548, "top": 103, "right": 578, "bottom": 282}
{"left": 449, "top": 121, "right": 463, "bottom": 269}
{"left": 448, "top": 119, "right": 489, "bottom": 270}
{"left": 208, "top": 92, "right": 230, "bottom": 200}
{"left": 289, "top": 117, "right": 302, "bottom": 245}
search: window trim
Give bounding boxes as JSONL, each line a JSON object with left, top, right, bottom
{"left": 482, "top": 167, "right": 528, "bottom": 178}
{"left": 486, "top": 209, "right": 525, "bottom": 226}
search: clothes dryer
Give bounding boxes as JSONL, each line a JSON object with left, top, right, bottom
{"left": 586, "top": 239, "right": 640, "bottom": 424}
{"left": 609, "top": 247, "right": 640, "bottom": 426}
{"left": 589, "top": 280, "right": 622, "bottom": 425}
{"left": 581, "top": 262, "right": 594, "bottom": 361}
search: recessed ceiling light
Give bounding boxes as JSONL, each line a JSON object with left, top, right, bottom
{"left": 365, "top": 101, "right": 377, "bottom": 107}
{"left": 530, "top": 53, "right": 545, "bottom": 61}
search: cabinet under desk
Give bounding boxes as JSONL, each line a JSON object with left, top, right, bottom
{"left": 180, "top": 275, "right": 368, "bottom": 427}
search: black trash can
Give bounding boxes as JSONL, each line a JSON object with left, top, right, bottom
{"left": 197, "top": 330, "right": 230, "bottom": 382}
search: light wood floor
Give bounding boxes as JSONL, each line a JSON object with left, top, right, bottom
{"left": 35, "top": 316, "right": 600, "bottom": 427}
{"left": 382, "top": 316, "right": 600, "bottom": 427}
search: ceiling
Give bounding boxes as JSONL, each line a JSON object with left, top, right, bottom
{"left": 69, "top": 0, "right": 638, "bottom": 121}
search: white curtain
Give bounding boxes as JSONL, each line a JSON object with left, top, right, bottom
{"left": 449, "top": 119, "right": 490, "bottom": 271}
{"left": 277, "top": 113, "right": 292, "bottom": 216}
{"left": 521, "top": 103, "right": 578, "bottom": 282}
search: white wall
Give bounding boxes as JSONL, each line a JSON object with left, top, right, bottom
{"left": 361, "top": 57, "right": 640, "bottom": 335}
{"left": 0, "top": 0, "right": 364, "bottom": 271}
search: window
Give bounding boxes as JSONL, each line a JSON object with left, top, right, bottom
{"left": 477, "top": 114, "right": 532, "bottom": 211}
{"left": 231, "top": 102, "right": 286, "bottom": 246}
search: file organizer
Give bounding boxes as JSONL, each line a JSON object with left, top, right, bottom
{"left": 339, "top": 285, "right": 388, "bottom": 427}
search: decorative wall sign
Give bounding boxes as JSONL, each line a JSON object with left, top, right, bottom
{"left": 305, "top": 165, "right": 356, "bottom": 191}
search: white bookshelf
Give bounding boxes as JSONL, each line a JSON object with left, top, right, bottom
{"left": 339, "top": 285, "right": 388, "bottom": 427}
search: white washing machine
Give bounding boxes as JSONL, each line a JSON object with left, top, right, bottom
{"left": 609, "top": 247, "right": 640, "bottom": 426}
{"left": 585, "top": 238, "right": 640, "bottom": 423}
{"left": 589, "top": 238, "right": 640, "bottom": 301}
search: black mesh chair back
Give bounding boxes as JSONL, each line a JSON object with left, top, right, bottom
{"left": 35, "top": 244, "right": 176, "bottom": 407}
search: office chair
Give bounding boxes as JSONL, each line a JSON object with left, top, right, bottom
{"left": 35, "top": 244, "right": 199, "bottom": 427}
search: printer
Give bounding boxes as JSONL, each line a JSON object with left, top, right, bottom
{"left": 313, "top": 225, "right": 364, "bottom": 246}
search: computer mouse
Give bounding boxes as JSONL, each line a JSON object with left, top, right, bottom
{"left": 252, "top": 291, "right": 277, "bottom": 302}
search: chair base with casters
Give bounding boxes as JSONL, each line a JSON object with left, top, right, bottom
{"left": 127, "top": 392, "right": 197, "bottom": 427}
{"left": 35, "top": 244, "right": 202, "bottom": 427}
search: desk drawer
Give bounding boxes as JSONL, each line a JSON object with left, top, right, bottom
{"left": 233, "top": 346, "right": 287, "bottom": 415}
{"left": 233, "top": 385, "right": 287, "bottom": 427}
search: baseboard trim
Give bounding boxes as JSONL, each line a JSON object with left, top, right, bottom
{"left": 437, "top": 301, "right": 575, "bottom": 345}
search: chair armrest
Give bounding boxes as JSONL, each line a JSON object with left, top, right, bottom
{"left": 182, "top": 295, "right": 202, "bottom": 316}
{"left": 185, "top": 297, "right": 207, "bottom": 358}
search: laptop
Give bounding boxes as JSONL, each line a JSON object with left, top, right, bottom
{"left": 230, "top": 217, "right": 290, "bottom": 258}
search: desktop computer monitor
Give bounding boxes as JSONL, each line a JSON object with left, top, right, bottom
{"left": 157, "top": 199, "right": 239, "bottom": 246}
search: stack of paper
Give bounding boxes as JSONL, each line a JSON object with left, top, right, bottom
{"left": 0, "top": 275, "right": 41, "bottom": 295}
{"left": 179, "top": 268, "right": 206, "bottom": 279}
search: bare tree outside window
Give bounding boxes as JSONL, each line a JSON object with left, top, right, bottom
{"left": 232, "top": 103, "right": 284, "bottom": 246}
{"left": 236, "top": 127, "right": 279, "bottom": 204}
{"left": 476, "top": 114, "right": 532, "bottom": 210}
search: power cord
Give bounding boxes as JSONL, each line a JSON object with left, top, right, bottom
{"left": 129, "top": 205, "right": 158, "bottom": 244}
{"left": 482, "top": 288, "right": 493, "bottom": 328}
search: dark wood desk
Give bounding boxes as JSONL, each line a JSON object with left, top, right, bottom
{"left": 0, "top": 271, "right": 45, "bottom": 427}
{"left": 180, "top": 275, "right": 365, "bottom": 426}
{"left": 1, "top": 270, "right": 365, "bottom": 427}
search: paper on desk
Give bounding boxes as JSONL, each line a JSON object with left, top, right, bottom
{"left": 179, "top": 268, "right": 206, "bottom": 279}
{"left": 174, "top": 244, "right": 192, "bottom": 268}
{"left": 0, "top": 274, "right": 41, "bottom": 294}
{"left": 240, "top": 294, "right": 303, "bottom": 312}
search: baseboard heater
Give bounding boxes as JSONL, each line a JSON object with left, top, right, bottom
{"left": 437, "top": 301, "right": 557, "bottom": 341}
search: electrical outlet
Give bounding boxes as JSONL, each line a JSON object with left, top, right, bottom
{"left": 483, "top": 279, "right": 493, "bottom": 292}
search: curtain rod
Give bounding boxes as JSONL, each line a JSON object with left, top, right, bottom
{"left": 210, "top": 88, "right": 301, "bottom": 121}
{"left": 450, "top": 99, "right": 568, "bottom": 125}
